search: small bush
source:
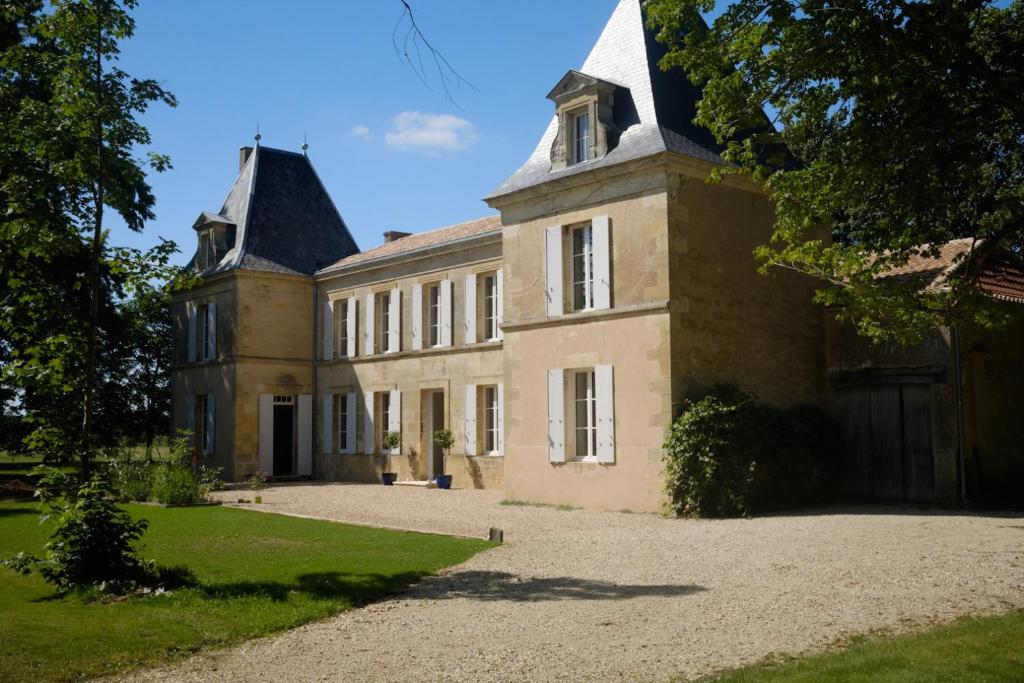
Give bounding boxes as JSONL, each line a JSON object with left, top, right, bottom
{"left": 198, "top": 466, "right": 225, "bottom": 497}
{"left": 663, "top": 385, "right": 840, "bottom": 518}
{"left": 246, "top": 469, "right": 267, "bottom": 491}
{"left": 151, "top": 465, "right": 201, "bottom": 506}
{"left": 104, "top": 447, "right": 156, "bottom": 502}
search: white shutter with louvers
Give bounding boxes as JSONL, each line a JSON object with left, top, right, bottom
{"left": 497, "top": 382, "right": 505, "bottom": 454}
{"left": 258, "top": 395, "right": 273, "bottom": 474}
{"left": 464, "top": 384, "right": 477, "bottom": 456}
{"left": 186, "top": 303, "right": 197, "bottom": 362}
{"left": 347, "top": 296, "right": 358, "bottom": 358}
{"left": 344, "top": 392, "right": 357, "bottom": 453}
{"left": 388, "top": 288, "right": 400, "bottom": 352}
{"left": 595, "top": 365, "right": 615, "bottom": 463}
{"left": 440, "top": 279, "right": 453, "bottom": 347}
{"left": 365, "top": 293, "right": 375, "bottom": 354}
{"left": 547, "top": 369, "right": 565, "bottom": 462}
{"left": 464, "top": 274, "right": 477, "bottom": 344}
{"left": 389, "top": 389, "right": 401, "bottom": 454}
{"left": 363, "top": 391, "right": 375, "bottom": 454}
{"left": 322, "top": 394, "right": 333, "bottom": 454}
{"left": 496, "top": 269, "right": 505, "bottom": 341}
{"left": 545, "top": 226, "right": 563, "bottom": 317}
{"left": 411, "top": 283, "right": 423, "bottom": 350}
{"left": 204, "top": 393, "right": 215, "bottom": 454}
{"left": 297, "top": 395, "right": 312, "bottom": 476}
{"left": 322, "top": 301, "right": 334, "bottom": 360}
{"left": 592, "top": 215, "right": 611, "bottom": 310}
{"left": 206, "top": 303, "right": 217, "bottom": 361}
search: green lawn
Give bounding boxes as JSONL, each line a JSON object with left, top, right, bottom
{"left": 703, "top": 611, "right": 1024, "bottom": 682}
{"left": 0, "top": 500, "right": 493, "bottom": 682}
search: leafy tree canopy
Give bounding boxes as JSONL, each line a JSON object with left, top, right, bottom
{"left": 645, "top": 0, "right": 1024, "bottom": 342}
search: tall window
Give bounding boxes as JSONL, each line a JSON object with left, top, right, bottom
{"left": 427, "top": 284, "right": 441, "bottom": 347}
{"left": 197, "top": 230, "right": 216, "bottom": 269}
{"left": 572, "top": 112, "right": 591, "bottom": 165}
{"left": 376, "top": 392, "right": 391, "bottom": 452}
{"left": 376, "top": 292, "right": 391, "bottom": 354}
{"left": 194, "top": 394, "right": 214, "bottom": 455}
{"left": 571, "top": 224, "right": 594, "bottom": 311}
{"left": 336, "top": 299, "right": 349, "bottom": 358}
{"left": 573, "top": 370, "right": 596, "bottom": 459}
{"left": 196, "top": 303, "right": 215, "bottom": 361}
{"left": 483, "top": 385, "right": 499, "bottom": 453}
{"left": 334, "top": 394, "right": 349, "bottom": 452}
{"left": 482, "top": 274, "right": 498, "bottom": 341}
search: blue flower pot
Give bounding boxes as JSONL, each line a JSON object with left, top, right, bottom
{"left": 382, "top": 473, "right": 397, "bottom": 486}
{"left": 435, "top": 474, "right": 452, "bottom": 489}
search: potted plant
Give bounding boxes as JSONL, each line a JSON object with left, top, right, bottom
{"left": 381, "top": 431, "right": 401, "bottom": 485}
{"left": 433, "top": 428, "right": 454, "bottom": 489}
{"left": 247, "top": 469, "right": 267, "bottom": 504}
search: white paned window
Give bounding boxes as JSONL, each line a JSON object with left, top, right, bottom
{"left": 334, "top": 394, "right": 349, "bottom": 453}
{"left": 482, "top": 274, "right": 498, "bottom": 341}
{"left": 571, "top": 224, "right": 594, "bottom": 311}
{"left": 573, "top": 370, "right": 597, "bottom": 460}
{"left": 376, "top": 391, "right": 391, "bottom": 453}
{"left": 572, "top": 111, "right": 591, "bottom": 165}
{"left": 336, "top": 299, "right": 349, "bottom": 358}
{"left": 196, "top": 302, "right": 216, "bottom": 361}
{"left": 195, "top": 393, "right": 214, "bottom": 455}
{"left": 483, "top": 385, "right": 500, "bottom": 454}
{"left": 376, "top": 292, "right": 391, "bottom": 354}
{"left": 428, "top": 284, "right": 441, "bottom": 347}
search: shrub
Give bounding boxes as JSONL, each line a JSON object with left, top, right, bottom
{"left": 663, "top": 385, "right": 840, "bottom": 518}
{"left": 104, "top": 447, "right": 156, "bottom": 502}
{"left": 151, "top": 465, "right": 201, "bottom": 506}
{"left": 246, "top": 469, "right": 267, "bottom": 491}
{"left": 4, "top": 470, "right": 149, "bottom": 593}
{"left": 198, "top": 466, "right": 225, "bottom": 497}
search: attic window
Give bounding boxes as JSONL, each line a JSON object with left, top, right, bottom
{"left": 546, "top": 70, "right": 620, "bottom": 172}
{"left": 197, "top": 230, "right": 216, "bottom": 270}
{"left": 572, "top": 111, "right": 591, "bottom": 165}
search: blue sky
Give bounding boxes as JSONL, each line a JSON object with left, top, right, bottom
{"left": 113, "top": 0, "right": 625, "bottom": 265}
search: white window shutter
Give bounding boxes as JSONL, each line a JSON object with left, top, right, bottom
{"left": 545, "top": 226, "right": 564, "bottom": 317}
{"left": 388, "top": 288, "right": 400, "bottom": 352}
{"left": 347, "top": 296, "right": 358, "bottom": 358}
{"left": 363, "top": 391, "right": 375, "bottom": 454}
{"left": 186, "top": 303, "right": 197, "bottom": 362}
{"left": 496, "top": 269, "right": 505, "bottom": 340}
{"left": 464, "top": 274, "right": 477, "bottom": 344}
{"left": 322, "top": 301, "right": 334, "bottom": 361}
{"left": 322, "top": 394, "right": 333, "bottom": 454}
{"left": 592, "top": 215, "right": 612, "bottom": 310}
{"left": 258, "top": 394, "right": 273, "bottom": 474}
{"left": 389, "top": 389, "right": 401, "bottom": 454}
{"left": 440, "top": 279, "right": 453, "bottom": 347}
{"left": 206, "top": 303, "right": 217, "bottom": 360}
{"left": 464, "top": 384, "right": 477, "bottom": 456}
{"left": 497, "top": 382, "right": 505, "bottom": 453}
{"left": 547, "top": 369, "right": 565, "bottom": 463}
{"left": 365, "top": 293, "right": 375, "bottom": 354}
{"left": 595, "top": 365, "right": 615, "bottom": 463}
{"left": 345, "top": 392, "right": 357, "bottom": 453}
{"left": 411, "top": 283, "right": 423, "bottom": 350}
{"left": 297, "top": 394, "right": 312, "bottom": 476}
{"left": 204, "top": 393, "right": 215, "bottom": 454}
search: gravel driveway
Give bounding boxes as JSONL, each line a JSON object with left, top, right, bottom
{"left": 121, "top": 484, "right": 1024, "bottom": 683}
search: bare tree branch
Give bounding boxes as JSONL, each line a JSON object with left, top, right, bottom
{"left": 393, "top": 0, "right": 478, "bottom": 107}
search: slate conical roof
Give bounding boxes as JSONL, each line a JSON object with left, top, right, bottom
{"left": 488, "top": 0, "right": 722, "bottom": 200}
{"left": 200, "top": 146, "right": 360, "bottom": 276}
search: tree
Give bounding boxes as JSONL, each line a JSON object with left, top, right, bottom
{"left": 644, "top": 0, "right": 1024, "bottom": 342}
{"left": 0, "top": 0, "right": 176, "bottom": 472}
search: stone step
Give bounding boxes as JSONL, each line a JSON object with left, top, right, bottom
{"left": 392, "top": 480, "right": 437, "bottom": 489}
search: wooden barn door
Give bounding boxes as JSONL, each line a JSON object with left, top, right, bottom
{"left": 835, "top": 382, "right": 935, "bottom": 503}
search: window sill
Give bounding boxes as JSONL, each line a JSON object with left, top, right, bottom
{"left": 573, "top": 456, "right": 598, "bottom": 464}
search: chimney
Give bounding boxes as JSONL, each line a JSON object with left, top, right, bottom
{"left": 239, "top": 146, "right": 254, "bottom": 171}
{"left": 383, "top": 231, "right": 411, "bottom": 244}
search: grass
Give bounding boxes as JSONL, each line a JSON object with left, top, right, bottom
{"left": 500, "top": 499, "right": 581, "bottom": 512}
{"left": 0, "top": 499, "right": 494, "bottom": 682}
{"left": 700, "top": 612, "right": 1024, "bottom": 682}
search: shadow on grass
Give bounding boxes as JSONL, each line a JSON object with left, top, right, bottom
{"left": 0, "top": 505, "right": 38, "bottom": 518}
{"left": 408, "top": 570, "right": 706, "bottom": 602}
{"left": 197, "top": 571, "right": 429, "bottom": 605}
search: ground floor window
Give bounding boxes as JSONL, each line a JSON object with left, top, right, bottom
{"left": 334, "top": 394, "right": 349, "bottom": 453}
{"left": 375, "top": 392, "right": 390, "bottom": 453}
{"left": 194, "top": 393, "right": 215, "bottom": 455}
{"left": 572, "top": 370, "right": 597, "bottom": 460}
{"left": 483, "top": 385, "right": 499, "bottom": 454}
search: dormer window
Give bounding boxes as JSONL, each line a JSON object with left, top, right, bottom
{"left": 572, "top": 111, "right": 591, "bottom": 165}
{"left": 198, "top": 230, "right": 216, "bottom": 270}
{"left": 546, "top": 70, "right": 623, "bottom": 172}
{"left": 191, "top": 212, "right": 236, "bottom": 272}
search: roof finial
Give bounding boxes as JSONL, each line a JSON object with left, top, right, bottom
{"left": 254, "top": 121, "right": 262, "bottom": 145}
{"left": 302, "top": 131, "right": 308, "bottom": 155}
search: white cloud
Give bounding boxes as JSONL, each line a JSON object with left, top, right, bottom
{"left": 385, "top": 111, "right": 478, "bottom": 153}
{"left": 349, "top": 124, "right": 372, "bottom": 141}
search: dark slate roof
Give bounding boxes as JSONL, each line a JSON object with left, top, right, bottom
{"left": 487, "top": 0, "right": 724, "bottom": 200}
{"left": 198, "top": 146, "right": 359, "bottom": 276}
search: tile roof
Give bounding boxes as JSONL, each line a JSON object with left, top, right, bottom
{"left": 197, "top": 146, "right": 360, "bottom": 276}
{"left": 488, "top": 0, "right": 723, "bottom": 200}
{"left": 881, "top": 238, "right": 1024, "bottom": 303}
{"left": 319, "top": 215, "right": 502, "bottom": 274}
